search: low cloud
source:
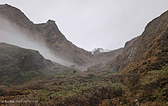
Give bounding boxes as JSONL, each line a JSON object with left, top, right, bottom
{"left": 0, "top": 16, "right": 72, "bottom": 67}
{"left": 0, "top": 0, "right": 167, "bottom": 51}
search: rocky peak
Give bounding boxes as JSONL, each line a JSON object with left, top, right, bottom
{"left": 93, "top": 48, "right": 103, "bottom": 54}
{"left": 0, "top": 4, "right": 124, "bottom": 71}
{"left": 35, "top": 19, "right": 66, "bottom": 44}
{"left": 0, "top": 4, "right": 16, "bottom": 10}
{"left": 0, "top": 4, "right": 36, "bottom": 30}
{"left": 45, "top": 19, "right": 57, "bottom": 29}
{"left": 92, "top": 48, "right": 110, "bottom": 55}
{"left": 47, "top": 19, "right": 56, "bottom": 25}
{"left": 43, "top": 19, "right": 61, "bottom": 34}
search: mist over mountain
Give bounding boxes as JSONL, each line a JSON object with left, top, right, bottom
{"left": 0, "top": 16, "right": 59, "bottom": 62}
{"left": 0, "top": 42, "right": 78, "bottom": 85}
{"left": 0, "top": 4, "right": 121, "bottom": 71}
{"left": 0, "top": 3, "right": 168, "bottom": 106}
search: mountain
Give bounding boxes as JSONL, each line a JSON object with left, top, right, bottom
{"left": 91, "top": 48, "right": 111, "bottom": 55}
{"left": 0, "top": 42, "right": 52, "bottom": 85}
{"left": 0, "top": 4, "right": 93, "bottom": 71}
{"left": 0, "top": 4, "right": 167, "bottom": 72}
{"left": 0, "top": 43, "right": 76, "bottom": 86}
{"left": 88, "top": 48, "right": 123, "bottom": 71}
{"left": 0, "top": 4, "right": 168, "bottom": 106}
{"left": 104, "top": 10, "right": 168, "bottom": 73}
{"left": 0, "top": 4, "right": 121, "bottom": 71}
{"left": 84, "top": 10, "right": 168, "bottom": 105}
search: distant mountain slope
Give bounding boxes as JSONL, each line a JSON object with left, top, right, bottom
{"left": 105, "top": 10, "right": 168, "bottom": 73}
{"left": 0, "top": 43, "right": 75, "bottom": 85}
{"left": 0, "top": 4, "right": 121, "bottom": 71}
{"left": 88, "top": 48, "right": 123, "bottom": 71}
{"left": 0, "top": 4, "right": 94, "bottom": 71}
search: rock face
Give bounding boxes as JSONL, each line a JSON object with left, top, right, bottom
{"left": 94, "top": 48, "right": 123, "bottom": 63}
{"left": 105, "top": 10, "right": 168, "bottom": 73}
{"left": 0, "top": 4, "right": 122, "bottom": 71}
{"left": 88, "top": 48, "right": 123, "bottom": 71}
{"left": 0, "top": 4, "right": 36, "bottom": 31}
{"left": 1, "top": 4, "right": 167, "bottom": 72}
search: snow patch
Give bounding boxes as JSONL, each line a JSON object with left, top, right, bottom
{"left": 90, "top": 48, "right": 111, "bottom": 55}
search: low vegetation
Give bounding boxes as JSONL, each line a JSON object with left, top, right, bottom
{"left": 0, "top": 66, "right": 167, "bottom": 106}
{"left": 0, "top": 8, "right": 168, "bottom": 106}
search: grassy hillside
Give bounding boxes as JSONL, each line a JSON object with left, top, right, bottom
{"left": 0, "top": 43, "right": 78, "bottom": 86}
{"left": 0, "top": 66, "right": 167, "bottom": 105}
{"left": 103, "top": 10, "right": 168, "bottom": 74}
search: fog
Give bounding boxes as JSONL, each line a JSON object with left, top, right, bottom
{"left": 0, "top": 16, "right": 72, "bottom": 67}
{"left": 0, "top": 0, "right": 167, "bottom": 51}
{"left": 0, "top": 1, "right": 167, "bottom": 71}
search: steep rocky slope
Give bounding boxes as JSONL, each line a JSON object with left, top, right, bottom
{"left": 92, "top": 48, "right": 123, "bottom": 63}
{"left": 35, "top": 20, "right": 98, "bottom": 70}
{"left": 0, "top": 4, "right": 167, "bottom": 106}
{"left": 0, "top": 4, "right": 121, "bottom": 71}
{"left": 105, "top": 10, "right": 168, "bottom": 73}
{"left": 0, "top": 4, "right": 93, "bottom": 70}
{"left": 88, "top": 48, "right": 123, "bottom": 71}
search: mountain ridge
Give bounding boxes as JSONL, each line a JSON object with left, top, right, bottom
{"left": 0, "top": 4, "right": 122, "bottom": 71}
{"left": 0, "top": 4, "right": 168, "bottom": 106}
{"left": 0, "top": 42, "right": 79, "bottom": 85}
{"left": 103, "top": 10, "right": 168, "bottom": 73}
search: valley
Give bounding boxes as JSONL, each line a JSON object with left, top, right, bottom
{"left": 0, "top": 4, "right": 168, "bottom": 106}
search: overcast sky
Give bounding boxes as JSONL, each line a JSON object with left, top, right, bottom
{"left": 0, "top": 0, "right": 168, "bottom": 51}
